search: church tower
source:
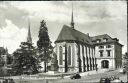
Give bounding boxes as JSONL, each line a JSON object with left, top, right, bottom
{"left": 27, "top": 19, "right": 32, "bottom": 44}
{"left": 70, "top": 3, "right": 74, "bottom": 29}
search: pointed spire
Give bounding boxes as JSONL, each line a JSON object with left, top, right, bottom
{"left": 5, "top": 47, "right": 8, "bottom": 54}
{"left": 71, "top": 3, "right": 75, "bottom": 29}
{"left": 27, "top": 19, "right": 32, "bottom": 44}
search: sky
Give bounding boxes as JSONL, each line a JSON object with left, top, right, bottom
{"left": 0, "top": 1, "right": 127, "bottom": 54}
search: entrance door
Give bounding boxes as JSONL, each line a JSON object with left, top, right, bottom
{"left": 101, "top": 60, "right": 109, "bottom": 68}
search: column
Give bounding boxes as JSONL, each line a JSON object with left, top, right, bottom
{"left": 82, "top": 45, "right": 85, "bottom": 72}
{"left": 90, "top": 47, "right": 92, "bottom": 70}
{"left": 80, "top": 44, "right": 84, "bottom": 72}
{"left": 93, "top": 48, "right": 95, "bottom": 70}
{"left": 91, "top": 48, "right": 94, "bottom": 70}
{"left": 78, "top": 44, "right": 82, "bottom": 72}
{"left": 75, "top": 43, "right": 79, "bottom": 72}
{"left": 87, "top": 46, "right": 90, "bottom": 71}
{"left": 84, "top": 45, "right": 87, "bottom": 72}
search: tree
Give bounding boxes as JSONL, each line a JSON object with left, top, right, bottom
{"left": 37, "top": 20, "right": 53, "bottom": 72}
{"left": 0, "top": 56, "right": 5, "bottom": 77}
{"left": 12, "top": 42, "right": 39, "bottom": 75}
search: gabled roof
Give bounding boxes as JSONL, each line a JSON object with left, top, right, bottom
{"left": 91, "top": 34, "right": 114, "bottom": 42}
{"left": 91, "top": 34, "right": 123, "bottom": 46}
{"left": 55, "top": 25, "right": 123, "bottom": 46}
{"left": 55, "top": 25, "right": 93, "bottom": 45}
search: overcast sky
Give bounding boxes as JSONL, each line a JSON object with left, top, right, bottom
{"left": 0, "top": 1, "right": 127, "bottom": 54}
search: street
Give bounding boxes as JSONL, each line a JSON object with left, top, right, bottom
{"left": 49, "top": 69, "right": 127, "bottom": 83}
{"left": 11, "top": 69, "right": 127, "bottom": 83}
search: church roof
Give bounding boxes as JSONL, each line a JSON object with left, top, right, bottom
{"left": 55, "top": 25, "right": 123, "bottom": 46}
{"left": 55, "top": 25, "right": 93, "bottom": 45}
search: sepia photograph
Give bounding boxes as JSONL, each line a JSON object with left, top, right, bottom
{"left": 0, "top": 1, "right": 127, "bottom": 83}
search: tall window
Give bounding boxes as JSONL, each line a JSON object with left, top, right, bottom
{"left": 106, "top": 45, "right": 111, "bottom": 48}
{"left": 59, "top": 46, "right": 63, "bottom": 65}
{"left": 99, "top": 50, "right": 103, "bottom": 57}
{"left": 99, "top": 46, "right": 104, "bottom": 49}
{"left": 68, "top": 46, "right": 71, "bottom": 65}
{"left": 107, "top": 50, "right": 111, "bottom": 57}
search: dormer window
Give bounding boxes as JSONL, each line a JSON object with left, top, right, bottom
{"left": 103, "top": 38, "right": 108, "bottom": 42}
{"left": 99, "top": 45, "right": 104, "bottom": 49}
{"left": 113, "top": 38, "right": 119, "bottom": 42}
{"left": 97, "top": 39, "right": 101, "bottom": 43}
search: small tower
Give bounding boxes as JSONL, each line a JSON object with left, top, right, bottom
{"left": 27, "top": 19, "right": 32, "bottom": 44}
{"left": 70, "top": 3, "right": 75, "bottom": 29}
{"left": 5, "top": 47, "right": 8, "bottom": 55}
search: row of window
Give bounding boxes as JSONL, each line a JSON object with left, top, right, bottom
{"left": 59, "top": 45, "right": 95, "bottom": 66}
{"left": 59, "top": 46, "right": 71, "bottom": 66}
{"left": 99, "top": 45, "right": 111, "bottom": 49}
{"left": 96, "top": 38, "right": 108, "bottom": 43}
{"left": 99, "top": 50, "right": 111, "bottom": 57}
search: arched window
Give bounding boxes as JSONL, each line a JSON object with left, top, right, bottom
{"left": 68, "top": 46, "right": 71, "bottom": 65}
{"left": 59, "top": 46, "right": 63, "bottom": 65}
{"left": 101, "top": 60, "right": 109, "bottom": 68}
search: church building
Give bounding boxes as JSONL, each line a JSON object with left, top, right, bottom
{"left": 54, "top": 7, "right": 123, "bottom": 73}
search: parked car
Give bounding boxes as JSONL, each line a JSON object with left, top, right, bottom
{"left": 70, "top": 73, "right": 81, "bottom": 79}
{"left": 119, "top": 68, "right": 126, "bottom": 74}
{"left": 99, "top": 77, "right": 111, "bottom": 83}
{"left": 111, "top": 78, "right": 122, "bottom": 83}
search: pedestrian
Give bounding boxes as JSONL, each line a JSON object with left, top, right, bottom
{"left": 105, "top": 78, "right": 110, "bottom": 83}
{"left": 61, "top": 74, "right": 64, "bottom": 79}
{"left": 121, "top": 80, "right": 124, "bottom": 83}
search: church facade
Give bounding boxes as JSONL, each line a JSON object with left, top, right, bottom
{"left": 54, "top": 10, "right": 123, "bottom": 73}
{"left": 55, "top": 25, "right": 96, "bottom": 73}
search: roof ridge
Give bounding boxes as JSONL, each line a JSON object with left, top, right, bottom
{"left": 55, "top": 24, "right": 93, "bottom": 44}
{"left": 91, "top": 34, "right": 108, "bottom": 37}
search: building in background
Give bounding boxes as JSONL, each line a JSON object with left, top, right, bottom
{"left": 92, "top": 34, "right": 123, "bottom": 69}
{"left": 0, "top": 47, "right": 12, "bottom": 66}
